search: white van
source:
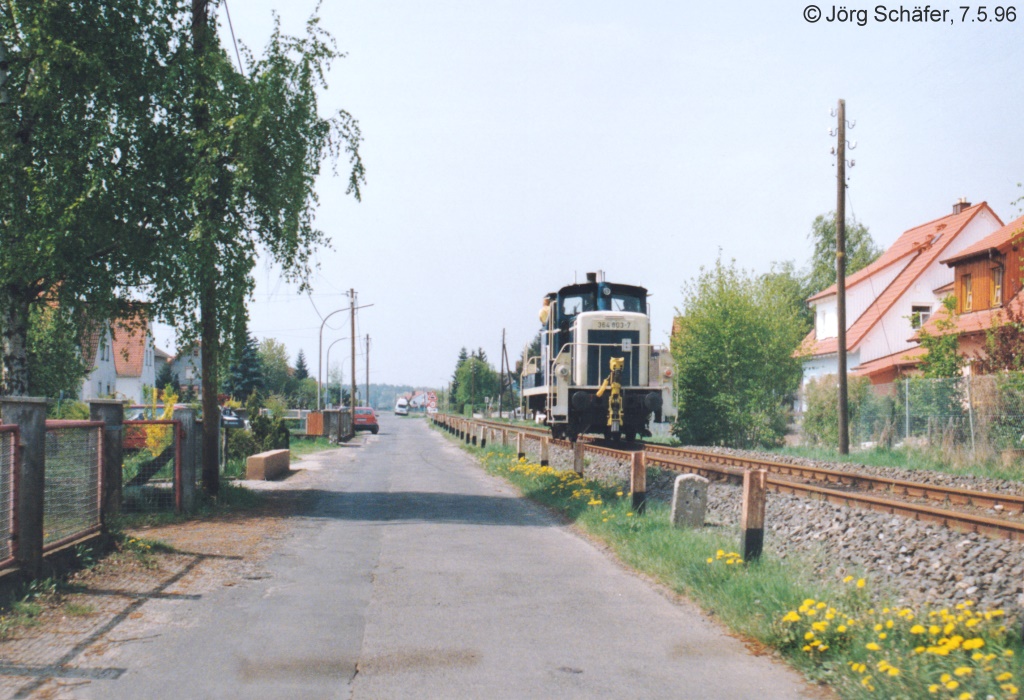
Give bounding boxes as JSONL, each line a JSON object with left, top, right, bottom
{"left": 394, "top": 398, "right": 409, "bottom": 416}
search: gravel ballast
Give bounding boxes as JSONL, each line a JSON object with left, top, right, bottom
{"left": 515, "top": 435, "right": 1024, "bottom": 620}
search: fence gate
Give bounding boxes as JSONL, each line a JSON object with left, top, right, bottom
{"left": 123, "top": 420, "right": 183, "bottom": 512}
{"left": 43, "top": 420, "right": 103, "bottom": 551}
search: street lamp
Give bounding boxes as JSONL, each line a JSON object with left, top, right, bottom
{"left": 324, "top": 337, "right": 348, "bottom": 407}
{"left": 317, "top": 299, "right": 373, "bottom": 411}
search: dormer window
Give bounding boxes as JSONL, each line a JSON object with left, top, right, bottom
{"left": 911, "top": 305, "right": 931, "bottom": 329}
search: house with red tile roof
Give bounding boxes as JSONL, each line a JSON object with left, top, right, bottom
{"left": 78, "top": 310, "right": 157, "bottom": 403}
{"left": 915, "top": 213, "right": 1024, "bottom": 359}
{"left": 799, "top": 200, "right": 1003, "bottom": 397}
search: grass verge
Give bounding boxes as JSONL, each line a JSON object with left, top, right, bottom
{"left": 772, "top": 445, "right": 1024, "bottom": 483}
{"left": 439, "top": 427, "right": 1024, "bottom": 699}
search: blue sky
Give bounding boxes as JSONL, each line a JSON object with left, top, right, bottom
{"left": 156, "top": 1, "right": 1024, "bottom": 389}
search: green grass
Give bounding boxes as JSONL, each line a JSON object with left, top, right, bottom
{"left": 289, "top": 436, "right": 338, "bottom": 459}
{"left": 439, "top": 426, "right": 1024, "bottom": 699}
{"left": 772, "top": 444, "right": 1024, "bottom": 483}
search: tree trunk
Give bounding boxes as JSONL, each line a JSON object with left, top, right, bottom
{"left": 1, "top": 286, "right": 31, "bottom": 396}
{"left": 200, "top": 282, "right": 219, "bottom": 496}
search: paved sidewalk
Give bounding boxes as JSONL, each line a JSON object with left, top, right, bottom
{"left": 0, "top": 417, "right": 823, "bottom": 699}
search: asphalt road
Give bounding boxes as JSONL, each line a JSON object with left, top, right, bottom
{"left": 78, "top": 415, "right": 817, "bottom": 699}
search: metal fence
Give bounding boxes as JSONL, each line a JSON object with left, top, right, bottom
{"left": 0, "top": 426, "right": 18, "bottom": 567}
{"left": 123, "top": 420, "right": 182, "bottom": 511}
{"left": 802, "top": 373, "right": 1024, "bottom": 459}
{"left": 43, "top": 420, "right": 102, "bottom": 550}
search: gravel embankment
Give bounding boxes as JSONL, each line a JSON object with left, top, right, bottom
{"left": 517, "top": 437, "right": 1024, "bottom": 619}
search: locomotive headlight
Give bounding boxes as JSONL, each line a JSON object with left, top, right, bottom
{"left": 556, "top": 365, "right": 570, "bottom": 378}
{"left": 664, "top": 368, "right": 673, "bottom": 378}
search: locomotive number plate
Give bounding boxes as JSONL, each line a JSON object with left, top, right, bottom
{"left": 595, "top": 320, "right": 630, "bottom": 330}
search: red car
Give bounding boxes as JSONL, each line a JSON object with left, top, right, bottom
{"left": 352, "top": 407, "right": 379, "bottom": 434}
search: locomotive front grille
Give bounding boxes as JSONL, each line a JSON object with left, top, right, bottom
{"left": 585, "top": 330, "right": 641, "bottom": 386}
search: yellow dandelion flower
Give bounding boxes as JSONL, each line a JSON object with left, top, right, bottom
{"left": 874, "top": 624, "right": 884, "bottom": 632}
{"left": 626, "top": 512, "right": 634, "bottom": 517}
{"left": 804, "top": 632, "right": 815, "bottom": 640}
{"left": 1001, "top": 684, "right": 1018, "bottom": 695}
{"left": 997, "top": 673, "right": 1014, "bottom": 682}
{"left": 706, "top": 558, "right": 714, "bottom": 564}
{"left": 865, "top": 642, "right": 880, "bottom": 651}
{"left": 945, "top": 680, "right": 959, "bottom": 690}
{"left": 958, "top": 693, "right": 972, "bottom": 700}
{"left": 1004, "top": 649, "right": 1014, "bottom": 657}
{"left": 811, "top": 621, "right": 828, "bottom": 632}
{"left": 911, "top": 625, "right": 926, "bottom": 634}
{"left": 878, "top": 633, "right": 887, "bottom": 640}
{"left": 887, "top": 667, "right": 899, "bottom": 677}
{"left": 929, "top": 625, "right": 941, "bottom": 635}
{"left": 816, "top": 602, "right": 827, "bottom": 609}
{"left": 885, "top": 620, "right": 894, "bottom": 629}
{"left": 928, "top": 684, "right": 939, "bottom": 694}
{"left": 837, "top": 625, "right": 848, "bottom": 633}
{"left": 954, "top": 667, "right": 973, "bottom": 677}
{"left": 914, "top": 646, "right": 925, "bottom": 653}
{"left": 856, "top": 578, "right": 866, "bottom": 588}
{"left": 962, "top": 638, "right": 984, "bottom": 650}
{"left": 940, "top": 674, "right": 952, "bottom": 683}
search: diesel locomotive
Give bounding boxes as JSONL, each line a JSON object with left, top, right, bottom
{"left": 521, "top": 272, "right": 675, "bottom": 441}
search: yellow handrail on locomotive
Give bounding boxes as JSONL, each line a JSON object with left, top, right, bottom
{"left": 595, "top": 356, "right": 625, "bottom": 431}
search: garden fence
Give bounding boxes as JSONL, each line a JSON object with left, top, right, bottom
{"left": 811, "top": 373, "right": 1024, "bottom": 459}
{"left": 123, "top": 420, "right": 183, "bottom": 511}
{"left": 0, "top": 426, "right": 18, "bottom": 567}
{"left": 42, "top": 420, "right": 103, "bottom": 550}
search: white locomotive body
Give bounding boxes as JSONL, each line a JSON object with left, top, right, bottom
{"left": 522, "top": 272, "right": 675, "bottom": 441}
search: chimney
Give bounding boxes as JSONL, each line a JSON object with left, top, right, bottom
{"left": 952, "top": 197, "right": 971, "bottom": 215}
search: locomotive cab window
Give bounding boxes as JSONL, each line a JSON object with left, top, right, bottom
{"left": 561, "top": 294, "right": 594, "bottom": 317}
{"left": 610, "top": 293, "right": 643, "bottom": 313}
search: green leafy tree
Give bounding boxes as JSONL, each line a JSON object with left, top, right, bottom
{"left": 292, "top": 377, "right": 318, "bottom": 409}
{"left": 455, "top": 356, "right": 499, "bottom": 413}
{"left": 155, "top": 362, "right": 178, "bottom": 393}
{"left": 761, "top": 261, "right": 814, "bottom": 335}
{"left": 671, "top": 256, "right": 806, "bottom": 448}
{"left": 0, "top": 0, "right": 177, "bottom": 395}
{"left": 148, "top": 4, "right": 364, "bottom": 494}
{"left": 805, "top": 212, "right": 883, "bottom": 296}
{"left": 26, "top": 305, "right": 89, "bottom": 399}
{"left": 450, "top": 347, "right": 469, "bottom": 410}
{"left": 916, "top": 296, "right": 964, "bottom": 378}
{"left": 294, "top": 349, "right": 309, "bottom": 380}
{"left": 258, "top": 338, "right": 292, "bottom": 396}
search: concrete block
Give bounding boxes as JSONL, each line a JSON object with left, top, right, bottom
{"left": 246, "top": 449, "right": 290, "bottom": 480}
{"left": 671, "top": 474, "right": 708, "bottom": 528}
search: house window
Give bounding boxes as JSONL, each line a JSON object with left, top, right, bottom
{"left": 911, "top": 305, "right": 931, "bottom": 329}
{"left": 963, "top": 274, "right": 973, "bottom": 312}
{"left": 993, "top": 267, "right": 1004, "bottom": 306}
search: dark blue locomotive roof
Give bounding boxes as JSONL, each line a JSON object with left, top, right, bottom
{"left": 545, "top": 281, "right": 648, "bottom": 318}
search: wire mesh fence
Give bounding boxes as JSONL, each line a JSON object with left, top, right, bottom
{"left": 43, "top": 421, "right": 102, "bottom": 549}
{"left": 0, "top": 426, "right": 17, "bottom": 567}
{"left": 123, "top": 420, "right": 181, "bottom": 511}
{"left": 801, "top": 373, "right": 1024, "bottom": 461}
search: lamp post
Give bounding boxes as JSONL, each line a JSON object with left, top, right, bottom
{"left": 324, "top": 337, "right": 348, "bottom": 408}
{"left": 318, "top": 308, "right": 347, "bottom": 411}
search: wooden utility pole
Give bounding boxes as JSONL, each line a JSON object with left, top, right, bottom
{"left": 497, "top": 329, "right": 505, "bottom": 417}
{"left": 365, "top": 334, "right": 370, "bottom": 409}
{"left": 835, "top": 99, "right": 850, "bottom": 455}
{"left": 350, "top": 289, "right": 357, "bottom": 410}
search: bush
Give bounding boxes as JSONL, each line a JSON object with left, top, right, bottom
{"left": 226, "top": 429, "right": 259, "bottom": 461}
{"left": 263, "top": 418, "right": 290, "bottom": 452}
{"left": 48, "top": 400, "right": 90, "bottom": 420}
{"left": 802, "top": 375, "right": 895, "bottom": 447}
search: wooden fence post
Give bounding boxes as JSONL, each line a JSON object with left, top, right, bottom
{"left": 173, "top": 407, "right": 198, "bottom": 513}
{"left": 741, "top": 469, "right": 767, "bottom": 562}
{"left": 630, "top": 451, "right": 647, "bottom": 513}
{"left": 573, "top": 441, "right": 585, "bottom": 475}
{"left": 516, "top": 432, "right": 525, "bottom": 460}
{"left": 540, "top": 438, "right": 549, "bottom": 466}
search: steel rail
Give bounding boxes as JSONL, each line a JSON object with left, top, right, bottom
{"left": 436, "top": 415, "right": 1024, "bottom": 541}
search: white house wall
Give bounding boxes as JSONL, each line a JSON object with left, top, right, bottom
{"left": 79, "top": 325, "right": 117, "bottom": 401}
{"left": 812, "top": 259, "right": 909, "bottom": 340}
{"left": 856, "top": 211, "right": 1002, "bottom": 365}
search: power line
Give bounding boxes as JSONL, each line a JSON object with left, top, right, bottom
{"left": 222, "top": 0, "right": 245, "bottom": 77}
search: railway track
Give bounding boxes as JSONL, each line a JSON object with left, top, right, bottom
{"left": 437, "top": 414, "right": 1024, "bottom": 542}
